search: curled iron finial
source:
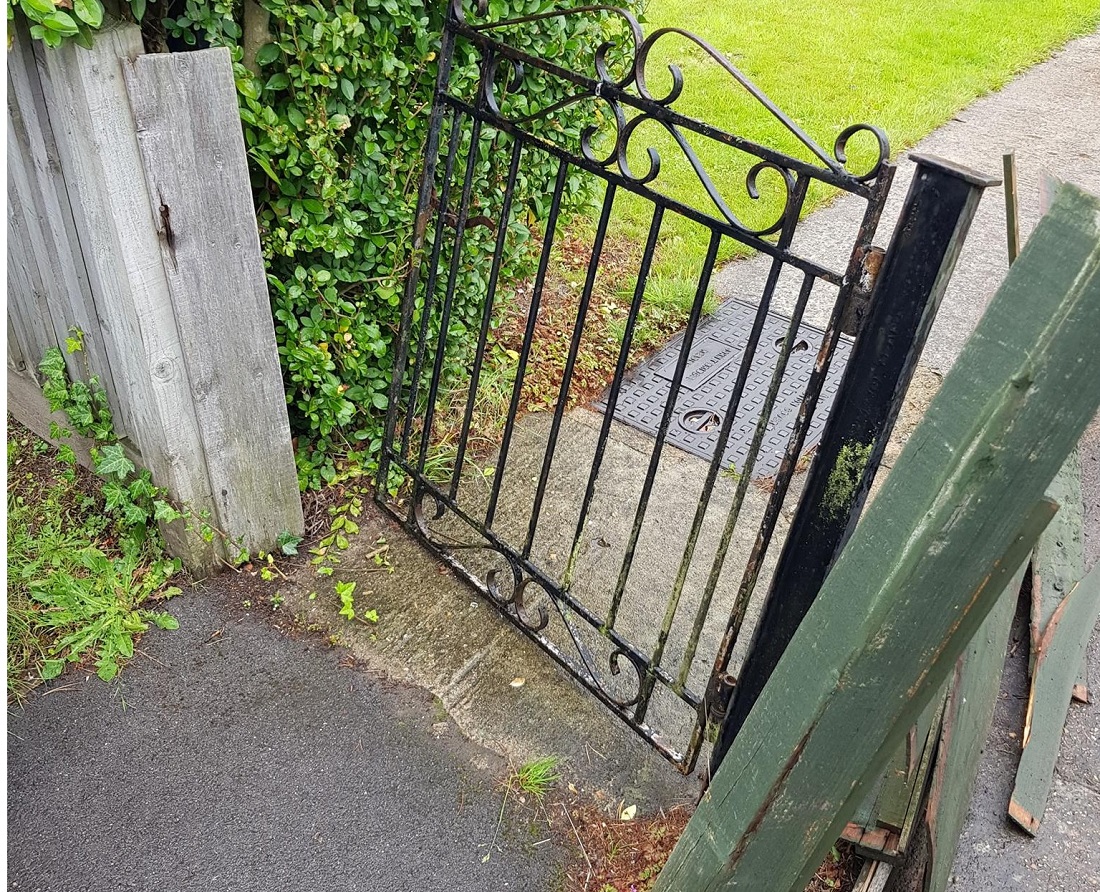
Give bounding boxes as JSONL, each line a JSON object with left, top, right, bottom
{"left": 834, "top": 123, "right": 891, "bottom": 181}
{"left": 615, "top": 114, "right": 662, "bottom": 185}
{"left": 744, "top": 161, "right": 797, "bottom": 236}
{"left": 481, "top": 52, "right": 525, "bottom": 115}
{"left": 580, "top": 93, "right": 627, "bottom": 167}
{"left": 511, "top": 578, "right": 550, "bottom": 632}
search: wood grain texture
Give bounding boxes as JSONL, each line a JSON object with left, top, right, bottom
{"left": 924, "top": 562, "right": 1026, "bottom": 892}
{"left": 124, "top": 47, "right": 303, "bottom": 552}
{"left": 1010, "top": 561, "right": 1100, "bottom": 835}
{"left": 6, "top": 139, "right": 59, "bottom": 376}
{"left": 34, "top": 22, "right": 220, "bottom": 570}
{"left": 653, "top": 183, "right": 1100, "bottom": 892}
{"left": 1030, "top": 453, "right": 1086, "bottom": 684}
{"left": 7, "top": 22, "right": 107, "bottom": 398}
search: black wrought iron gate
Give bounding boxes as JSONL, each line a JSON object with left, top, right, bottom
{"left": 377, "top": 0, "right": 896, "bottom": 773}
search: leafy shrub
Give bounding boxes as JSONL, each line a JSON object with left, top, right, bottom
{"left": 13, "top": 0, "right": 617, "bottom": 487}
{"left": 164, "top": 0, "right": 612, "bottom": 488}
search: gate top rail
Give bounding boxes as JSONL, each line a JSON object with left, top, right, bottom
{"left": 446, "top": 0, "right": 890, "bottom": 236}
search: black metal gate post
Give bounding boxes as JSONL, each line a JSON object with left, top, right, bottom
{"left": 710, "top": 154, "right": 1002, "bottom": 775}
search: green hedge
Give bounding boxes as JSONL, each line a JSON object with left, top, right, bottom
{"left": 12, "top": 0, "right": 616, "bottom": 489}
{"left": 166, "top": 0, "right": 610, "bottom": 489}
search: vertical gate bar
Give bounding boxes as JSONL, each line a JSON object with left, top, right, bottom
{"left": 399, "top": 110, "right": 463, "bottom": 458}
{"left": 674, "top": 269, "right": 817, "bottom": 692}
{"left": 448, "top": 136, "right": 526, "bottom": 501}
{"left": 605, "top": 229, "right": 724, "bottom": 631}
{"left": 710, "top": 154, "right": 1002, "bottom": 775}
{"left": 522, "top": 182, "right": 618, "bottom": 559}
{"left": 698, "top": 168, "right": 897, "bottom": 712}
{"left": 484, "top": 158, "right": 570, "bottom": 528}
{"left": 378, "top": 23, "right": 458, "bottom": 491}
{"left": 636, "top": 177, "right": 809, "bottom": 713}
{"left": 562, "top": 204, "right": 665, "bottom": 590}
{"left": 703, "top": 289, "right": 849, "bottom": 709}
{"left": 416, "top": 115, "right": 487, "bottom": 476}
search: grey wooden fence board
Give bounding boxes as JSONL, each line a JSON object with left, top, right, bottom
{"left": 124, "top": 47, "right": 303, "bottom": 552}
{"left": 7, "top": 112, "right": 72, "bottom": 381}
{"left": 8, "top": 317, "right": 28, "bottom": 376}
{"left": 8, "top": 22, "right": 124, "bottom": 429}
{"left": 6, "top": 147, "right": 57, "bottom": 378}
{"left": 35, "top": 22, "right": 221, "bottom": 569}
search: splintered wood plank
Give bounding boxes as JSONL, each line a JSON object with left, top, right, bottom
{"left": 1010, "top": 562, "right": 1100, "bottom": 835}
{"left": 924, "top": 561, "right": 1027, "bottom": 892}
{"left": 873, "top": 695, "right": 942, "bottom": 835}
{"left": 1030, "top": 452, "right": 1088, "bottom": 697}
{"left": 896, "top": 688, "right": 946, "bottom": 856}
{"left": 849, "top": 686, "right": 945, "bottom": 858}
{"left": 124, "top": 48, "right": 303, "bottom": 553}
{"left": 653, "top": 183, "right": 1100, "bottom": 892}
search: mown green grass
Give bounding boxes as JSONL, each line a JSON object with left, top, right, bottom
{"left": 611, "top": 0, "right": 1100, "bottom": 274}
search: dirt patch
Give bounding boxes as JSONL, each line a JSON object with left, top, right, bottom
{"left": 549, "top": 791, "right": 865, "bottom": 892}
{"left": 6, "top": 416, "right": 104, "bottom": 538}
{"left": 427, "top": 227, "right": 715, "bottom": 469}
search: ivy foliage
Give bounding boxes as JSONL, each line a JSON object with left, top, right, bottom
{"left": 15, "top": 0, "right": 615, "bottom": 488}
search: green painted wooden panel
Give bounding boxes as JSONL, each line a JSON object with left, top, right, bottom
{"left": 925, "top": 562, "right": 1027, "bottom": 892}
{"left": 1010, "top": 561, "right": 1100, "bottom": 834}
{"left": 1030, "top": 451, "right": 1087, "bottom": 692}
{"left": 654, "top": 183, "right": 1100, "bottom": 892}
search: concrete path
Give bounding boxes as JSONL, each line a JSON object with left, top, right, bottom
{"left": 7, "top": 591, "right": 565, "bottom": 892}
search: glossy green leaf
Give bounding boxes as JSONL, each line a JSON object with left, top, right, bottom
{"left": 41, "top": 9, "right": 79, "bottom": 35}
{"left": 19, "top": 0, "right": 54, "bottom": 20}
{"left": 73, "top": 0, "right": 103, "bottom": 28}
{"left": 256, "top": 42, "right": 280, "bottom": 64}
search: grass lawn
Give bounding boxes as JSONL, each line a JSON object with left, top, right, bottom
{"left": 612, "top": 0, "right": 1100, "bottom": 274}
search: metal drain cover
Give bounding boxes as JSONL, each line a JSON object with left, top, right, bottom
{"left": 598, "top": 298, "right": 851, "bottom": 478}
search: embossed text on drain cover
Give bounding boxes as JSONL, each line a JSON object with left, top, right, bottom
{"left": 597, "top": 298, "right": 851, "bottom": 478}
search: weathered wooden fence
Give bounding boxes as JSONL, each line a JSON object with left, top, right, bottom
{"left": 6, "top": 19, "right": 302, "bottom": 572}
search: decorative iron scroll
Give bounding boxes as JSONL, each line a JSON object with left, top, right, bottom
{"left": 412, "top": 483, "right": 667, "bottom": 724}
{"left": 446, "top": 0, "right": 889, "bottom": 242}
{"left": 379, "top": 1, "right": 896, "bottom": 773}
